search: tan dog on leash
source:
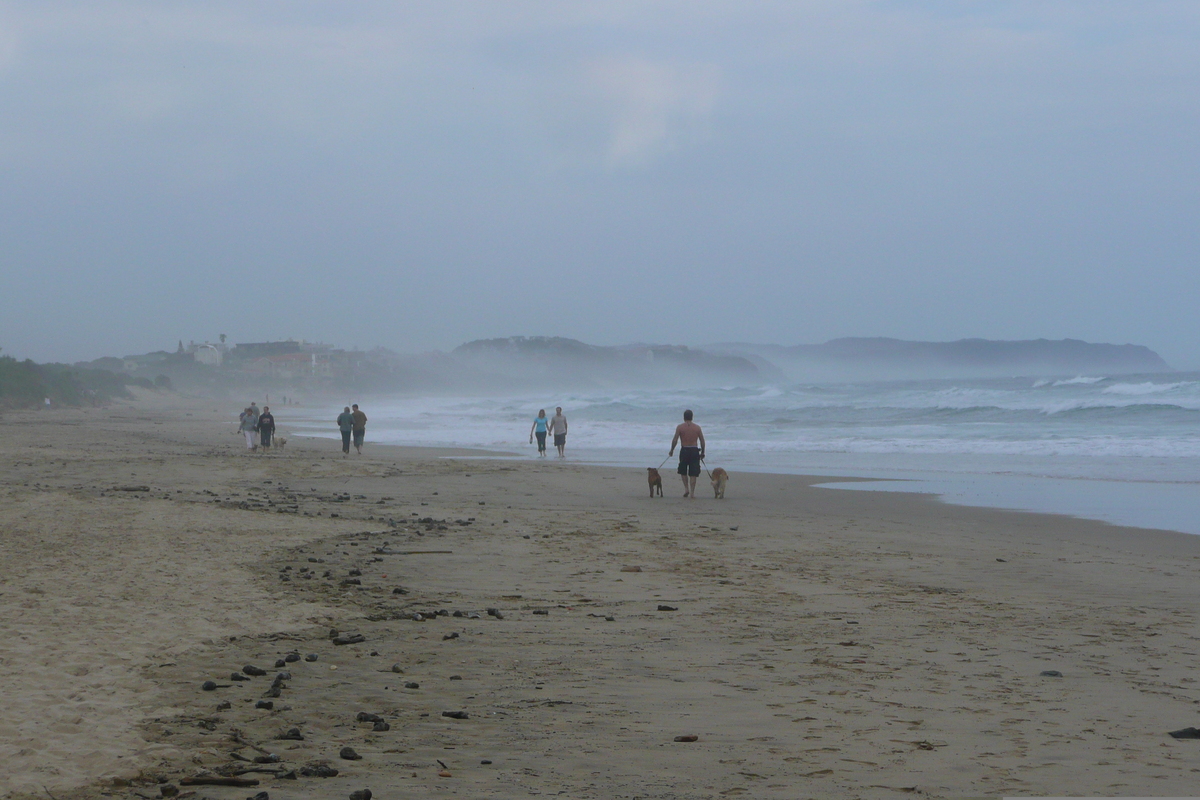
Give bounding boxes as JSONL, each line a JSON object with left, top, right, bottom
{"left": 647, "top": 468, "right": 664, "bottom": 497}
{"left": 710, "top": 467, "right": 728, "bottom": 499}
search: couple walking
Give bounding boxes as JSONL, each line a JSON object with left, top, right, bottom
{"left": 529, "top": 407, "right": 568, "bottom": 458}
{"left": 336, "top": 404, "right": 368, "bottom": 456}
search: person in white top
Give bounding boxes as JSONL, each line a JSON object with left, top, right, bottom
{"left": 548, "top": 407, "right": 568, "bottom": 458}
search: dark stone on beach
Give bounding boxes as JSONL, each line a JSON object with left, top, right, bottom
{"left": 231, "top": 673, "right": 250, "bottom": 681}
{"left": 1169, "top": 727, "right": 1200, "bottom": 739}
{"left": 299, "top": 763, "right": 339, "bottom": 777}
{"left": 341, "top": 578, "right": 362, "bottom": 586}
{"left": 285, "top": 652, "right": 301, "bottom": 663}
{"left": 348, "top": 568, "right": 362, "bottom": 576}
{"left": 333, "top": 634, "right": 366, "bottom": 645}
{"left": 256, "top": 700, "right": 274, "bottom": 710}
{"left": 443, "top": 632, "right": 459, "bottom": 641}
{"left": 404, "top": 681, "right": 420, "bottom": 689}
{"left": 356, "top": 712, "right": 384, "bottom": 723}
{"left": 277, "top": 771, "right": 296, "bottom": 780}
{"left": 339, "top": 746, "right": 362, "bottom": 760}
{"left": 279, "top": 727, "right": 304, "bottom": 741}
{"left": 249, "top": 791, "right": 269, "bottom": 800}
{"left": 449, "top": 675, "right": 463, "bottom": 681}
{"left": 390, "top": 663, "right": 404, "bottom": 673}
{"left": 243, "top": 664, "right": 267, "bottom": 676}
{"left": 533, "top": 608, "right": 549, "bottom": 615}
{"left": 329, "top": 629, "right": 339, "bottom": 638}
{"left": 308, "top": 557, "right": 319, "bottom": 563}
{"left": 372, "top": 721, "right": 390, "bottom": 732}
{"left": 605, "top": 616, "right": 615, "bottom": 622}
{"left": 274, "top": 659, "right": 286, "bottom": 669}
{"left": 1040, "top": 670, "right": 1063, "bottom": 677}
{"left": 264, "top": 684, "right": 281, "bottom": 698}
{"left": 392, "top": 587, "right": 408, "bottom": 595}
{"left": 730, "top": 526, "right": 739, "bottom": 531}
{"left": 486, "top": 608, "right": 503, "bottom": 619}
{"left": 201, "top": 680, "right": 217, "bottom": 691}
{"left": 452, "top": 610, "right": 464, "bottom": 617}
{"left": 275, "top": 671, "right": 292, "bottom": 682}
{"left": 442, "top": 710, "right": 469, "bottom": 719}
{"left": 349, "top": 790, "right": 372, "bottom": 800}
{"left": 305, "top": 653, "right": 318, "bottom": 662}
{"left": 674, "top": 734, "right": 699, "bottom": 742}
{"left": 253, "top": 754, "right": 280, "bottom": 764}
{"left": 159, "top": 785, "right": 178, "bottom": 798}
{"left": 480, "top": 759, "right": 492, "bottom": 765}
{"left": 216, "top": 701, "right": 232, "bottom": 711}
{"left": 657, "top": 605, "right": 678, "bottom": 612}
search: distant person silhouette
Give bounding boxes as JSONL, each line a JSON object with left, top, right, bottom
{"left": 351, "top": 404, "right": 368, "bottom": 454}
{"left": 337, "top": 406, "right": 354, "bottom": 456}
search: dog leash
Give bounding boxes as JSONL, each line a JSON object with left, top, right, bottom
{"left": 700, "top": 456, "right": 713, "bottom": 481}
{"left": 656, "top": 453, "right": 673, "bottom": 470}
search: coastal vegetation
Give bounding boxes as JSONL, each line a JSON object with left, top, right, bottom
{"left": 0, "top": 353, "right": 151, "bottom": 408}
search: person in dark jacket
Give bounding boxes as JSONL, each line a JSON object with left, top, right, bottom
{"left": 258, "top": 406, "right": 275, "bottom": 449}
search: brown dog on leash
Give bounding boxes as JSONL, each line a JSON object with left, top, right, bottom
{"left": 710, "top": 467, "right": 728, "bottom": 499}
{"left": 647, "top": 468, "right": 663, "bottom": 497}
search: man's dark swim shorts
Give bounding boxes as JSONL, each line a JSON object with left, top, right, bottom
{"left": 677, "top": 446, "right": 702, "bottom": 477}
{"left": 554, "top": 433, "right": 566, "bottom": 447}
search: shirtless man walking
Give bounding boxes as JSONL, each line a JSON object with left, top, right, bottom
{"left": 669, "top": 409, "right": 706, "bottom": 499}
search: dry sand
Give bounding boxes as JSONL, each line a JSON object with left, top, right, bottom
{"left": 5, "top": 395, "right": 1200, "bottom": 799}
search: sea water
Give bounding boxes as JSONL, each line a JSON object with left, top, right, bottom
{"left": 289, "top": 373, "right": 1200, "bottom": 535}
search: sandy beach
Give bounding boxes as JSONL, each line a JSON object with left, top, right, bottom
{"left": 5, "top": 395, "right": 1200, "bottom": 799}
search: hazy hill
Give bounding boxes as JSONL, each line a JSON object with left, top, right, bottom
{"left": 452, "top": 336, "right": 761, "bottom": 390}
{"left": 704, "top": 337, "right": 1171, "bottom": 381}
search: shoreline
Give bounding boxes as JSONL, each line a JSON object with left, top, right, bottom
{"left": 6, "top": 396, "right": 1200, "bottom": 798}
{"left": 293, "top": 425, "right": 1200, "bottom": 540}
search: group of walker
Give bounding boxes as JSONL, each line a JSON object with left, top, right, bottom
{"left": 531, "top": 407, "right": 708, "bottom": 497}
{"left": 237, "top": 402, "right": 276, "bottom": 452}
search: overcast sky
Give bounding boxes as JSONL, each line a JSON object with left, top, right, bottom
{"left": 2, "top": 2, "right": 1198, "bottom": 367}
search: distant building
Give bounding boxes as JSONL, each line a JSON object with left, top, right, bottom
{"left": 193, "top": 344, "right": 223, "bottom": 366}
{"left": 243, "top": 351, "right": 334, "bottom": 379}
{"left": 233, "top": 340, "right": 304, "bottom": 359}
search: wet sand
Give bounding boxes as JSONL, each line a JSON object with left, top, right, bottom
{"left": 5, "top": 395, "right": 1200, "bottom": 799}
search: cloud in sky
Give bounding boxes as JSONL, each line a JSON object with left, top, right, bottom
{"left": 0, "top": 2, "right": 1198, "bottom": 365}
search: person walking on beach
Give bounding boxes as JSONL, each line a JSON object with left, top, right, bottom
{"left": 669, "top": 409, "right": 706, "bottom": 498}
{"left": 351, "top": 403, "right": 368, "bottom": 455}
{"left": 336, "top": 406, "right": 354, "bottom": 456}
{"left": 239, "top": 407, "right": 259, "bottom": 452}
{"left": 548, "top": 406, "right": 568, "bottom": 458}
{"left": 258, "top": 406, "right": 275, "bottom": 450}
{"left": 530, "top": 409, "right": 549, "bottom": 457}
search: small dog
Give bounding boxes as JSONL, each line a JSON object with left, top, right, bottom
{"left": 646, "top": 467, "right": 663, "bottom": 497}
{"left": 710, "top": 467, "right": 728, "bottom": 499}
{"left": 274, "top": 436, "right": 287, "bottom": 450}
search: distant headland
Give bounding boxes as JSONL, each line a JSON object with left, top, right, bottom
{"left": 0, "top": 335, "right": 1173, "bottom": 407}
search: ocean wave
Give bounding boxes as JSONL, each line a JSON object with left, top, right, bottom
{"left": 1052, "top": 376, "right": 1107, "bottom": 386}
{"left": 1102, "top": 381, "right": 1194, "bottom": 396}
